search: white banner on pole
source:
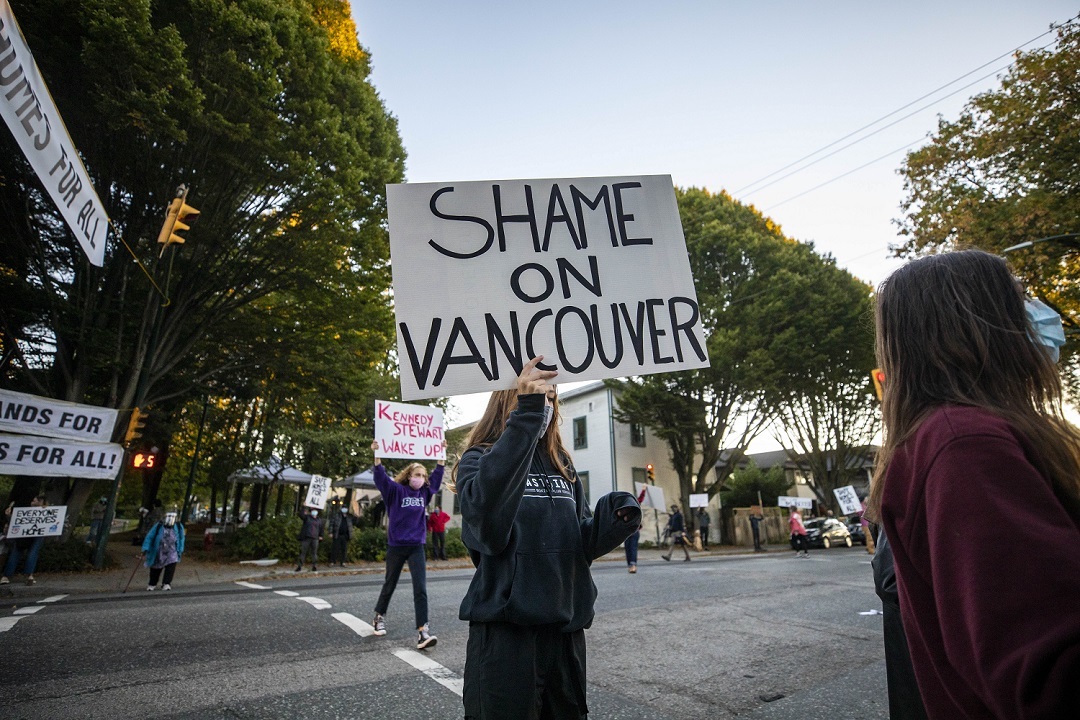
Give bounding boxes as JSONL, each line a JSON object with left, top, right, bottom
{"left": 373, "top": 399, "right": 445, "bottom": 460}
{"left": 833, "top": 485, "right": 862, "bottom": 515}
{"left": 0, "top": 433, "right": 122, "bottom": 479}
{"left": 0, "top": 1, "right": 109, "bottom": 265}
{"left": 6, "top": 505, "right": 66, "bottom": 538}
{"left": 634, "top": 482, "right": 666, "bottom": 510}
{"left": 304, "top": 475, "right": 332, "bottom": 510}
{"left": 689, "top": 493, "right": 709, "bottom": 508}
{"left": 387, "top": 175, "right": 710, "bottom": 400}
{"left": 778, "top": 495, "right": 813, "bottom": 510}
{"left": 0, "top": 388, "right": 118, "bottom": 442}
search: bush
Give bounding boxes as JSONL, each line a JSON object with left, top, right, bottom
{"left": 36, "top": 536, "right": 103, "bottom": 572}
{"left": 350, "top": 527, "right": 387, "bottom": 562}
{"left": 227, "top": 516, "right": 303, "bottom": 561}
{"left": 444, "top": 527, "right": 468, "bottom": 559}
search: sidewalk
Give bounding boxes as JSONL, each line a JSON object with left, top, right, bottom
{"left": 0, "top": 541, "right": 838, "bottom": 600}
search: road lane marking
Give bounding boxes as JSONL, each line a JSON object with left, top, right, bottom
{"left": 14, "top": 606, "right": 44, "bottom": 615}
{"left": 391, "top": 648, "right": 464, "bottom": 697}
{"left": 332, "top": 612, "right": 376, "bottom": 637}
{"left": 274, "top": 590, "right": 300, "bottom": 597}
{"left": 235, "top": 581, "right": 271, "bottom": 590}
{"left": 38, "top": 595, "right": 67, "bottom": 603}
{"left": 0, "top": 617, "right": 24, "bottom": 632}
{"left": 298, "top": 596, "right": 331, "bottom": 610}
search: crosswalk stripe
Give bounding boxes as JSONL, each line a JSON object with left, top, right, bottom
{"left": 235, "top": 581, "right": 270, "bottom": 589}
{"left": 273, "top": 590, "right": 300, "bottom": 597}
{"left": 391, "top": 648, "right": 464, "bottom": 697}
{"left": 0, "top": 617, "right": 24, "bottom": 632}
{"left": 14, "top": 606, "right": 44, "bottom": 615}
{"left": 332, "top": 612, "right": 376, "bottom": 637}
{"left": 297, "top": 596, "right": 331, "bottom": 610}
{"left": 37, "top": 595, "right": 68, "bottom": 603}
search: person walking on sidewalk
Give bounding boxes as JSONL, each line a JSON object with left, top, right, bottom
{"left": 2, "top": 495, "right": 48, "bottom": 586}
{"left": 296, "top": 506, "right": 324, "bottom": 571}
{"left": 328, "top": 506, "right": 353, "bottom": 567}
{"left": 789, "top": 506, "right": 809, "bottom": 558}
{"left": 428, "top": 506, "right": 451, "bottom": 561}
{"left": 662, "top": 504, "right": 691, "bottom": 561}
{"left": 453, "top": 356, "right": 641, "bottom": 718}
{"left": 142, "top": 511, "right": 185, "bottom": 591}
{"left": 370, "top": 440, "right": 446, "bottom": 650}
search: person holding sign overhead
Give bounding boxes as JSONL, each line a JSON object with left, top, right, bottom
{"left": 370, "top": 440, "right": 446, "bottom": 650}
{"left": 453, "top": 356, "right": 641, "bottom": 719}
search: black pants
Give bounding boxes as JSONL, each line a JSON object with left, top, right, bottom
{"left": 374, "top": 544, "right": 427, "bottom": 628}
{"left": 298, "top": 538, "right": 319, "bottom": 566}
{"left": 751, "top": 524, "right": 761, "bottom": 549}
{"left": 149, "top": 563, "right": 176, "bottom": 586}
{"left": 700, "top": 527, "right": 709, "bottom": 547}
{"left": 793, "top": 534, "right": 808, "bottom": 553}
{"left": 330, "top": 534, "right": 349, "bottom": 564}
{"left": 464, "top": 622, "right": 587, "bottom": 719}
{"left": 431, "top": 531, "right": 446, "bottom": 560}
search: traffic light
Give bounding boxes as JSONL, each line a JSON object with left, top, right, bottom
{"left": 871, "top": 368, "right": 885, "bottom": 402}
{"left": 156, "top": 185, "right": 199, "bottom": 256}
{"left": 124, "top": 407, "right": 149, "bottom": 445}
{"left": 132, "top": 451, "right": 158, "bottom": 470}
{"left": 646, "top": 464, "right": 655, "bottom": 483}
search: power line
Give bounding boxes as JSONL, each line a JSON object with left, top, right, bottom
{"left": 733, "top": 19, "right": 1074, "bottom": 197}
{"left": 763, "top": 136, "right": 926, "bottom": 212}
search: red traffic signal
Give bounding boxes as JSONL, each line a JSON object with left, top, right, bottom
{"left": 132, "top": 451, "right": 158, "bottom": 470}
{"left": 646, "top": 463, "right": 655, "bottom": 483}
{"left": 871, "top": 368, "right": 885, "bottom": 401}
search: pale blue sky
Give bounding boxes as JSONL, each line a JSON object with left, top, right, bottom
{"left": 351, "top": 1, "right": 1076, "bottom": 426}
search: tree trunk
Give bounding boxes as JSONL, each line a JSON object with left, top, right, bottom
{"left": 274, "top": 484, "right": 284, "bottom": 516}
{"left": 233, "top": 482, "right": 244, "bottom": 522}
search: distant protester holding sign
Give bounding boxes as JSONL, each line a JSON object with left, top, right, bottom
{"left": 453, "top": 356, "right": 641, "bottom": 718}
{"left": 370, "top": 440, "right": 446, "bottom": 650}
{"left": 2, "top": 495, "right": 48, "bottom": 586}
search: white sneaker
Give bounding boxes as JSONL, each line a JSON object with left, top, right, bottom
{"left": 0, "top": 576, "right": 9, "bottom": 585}
{"left": 147, "top": 585, "right": 155, "bottom": 591}
{"left": 417, "top": 624, "right": 437, "bottom": 650}
{"left": 372, "top": 613, "right": 387, "bottom": 636}
{"left": 162, "top": 584, "right": 172, "bottom": 591}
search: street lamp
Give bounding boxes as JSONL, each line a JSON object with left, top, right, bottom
{"left": 1001, "top": 233, "right": 1080, "bottom": 254}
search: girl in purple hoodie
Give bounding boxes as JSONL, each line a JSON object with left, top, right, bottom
{"left": 370, "top": 440, "right": 445, "bottom": 650}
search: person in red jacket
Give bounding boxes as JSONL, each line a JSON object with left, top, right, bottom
{"left": 788, "top": 506, "right": 809, "bottom": 558}
{"left": 427, "top": 506, "right": 451, "bottom": 560}
{"left": 865, "top": 249, "right": 1080, "bottom": 720}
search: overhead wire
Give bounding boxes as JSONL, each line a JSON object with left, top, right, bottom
{"left": 733, "top": 18, "right": 1076, "bottom": 199}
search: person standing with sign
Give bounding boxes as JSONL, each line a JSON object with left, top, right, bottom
{"left": 1, "top": 495, "right": 47, "bottom": 586}
{"left": 370, "top": 440, "right": 446, "bottom": 650}
{"left": 428, "top": 506, "right": 451, "bottom": 561}
{"left": 453, "top": 356, "right": 641, "bottom": 718}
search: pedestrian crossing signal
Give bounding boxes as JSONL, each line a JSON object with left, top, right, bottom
{"left": 132, "top": 452, "right": 158, "bottom": 469}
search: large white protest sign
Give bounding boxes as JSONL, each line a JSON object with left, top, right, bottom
{"left": 778, "top": 495, "right": 814, "bottom": 510}
{"left": 833, "top": 485, "right": 862, "bottom": 515}
{"left": 374, "top": 400, "right": 446, "bottom": 460}
{"left": 6, "top": 505, "right": 66, "bottom": 539}
{"left": 0, "top": 388, "right": 118, "bottom": 442}
{"left": 634, "top": 482, "right": 666, "bottom": 510}
{"left": 689, "top": 493, "right": 709, "bottom": 508}
{"left": 304, "top": 475, "right": 332, "bottom": 510}
{"left": 0, "top": 433, "right": 122, "bottom": 479}
{"left": 387, "top": 175, "right": 710, "bottom": 400}
{"left": 0, "top": 1, "right": 109, "bottom": 266}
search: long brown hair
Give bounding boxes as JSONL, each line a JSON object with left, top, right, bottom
{"left": 449, "top": 388, "right": 573, "bottom": 490}
{"left": 865, "top": 249, "right": 1080, "bottom": 521}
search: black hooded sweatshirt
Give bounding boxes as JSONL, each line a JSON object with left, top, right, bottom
{"left": 457, "top": 393, "right": 641, "bottom": 632}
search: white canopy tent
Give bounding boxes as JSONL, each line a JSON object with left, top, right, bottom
{"left": 227, "top": 459, "right": 316, "bottom": 486}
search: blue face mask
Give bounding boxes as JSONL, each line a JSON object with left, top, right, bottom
{"left": 1024, "top": 298, "right": 1066, "bottom": 362}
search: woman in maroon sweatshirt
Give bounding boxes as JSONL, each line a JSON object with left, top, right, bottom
{"left": 865, "top": 249, "right": 1080, "bottom": 719}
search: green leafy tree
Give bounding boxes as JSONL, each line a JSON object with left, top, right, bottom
{"left": 896, "top": 19, "right": 1080, "bottom": 388}
{"left": 0, "top": 0, "right": 404, "bottom": 530}
{"left": 719, "top": 461, "right": 790, "bottom": 508}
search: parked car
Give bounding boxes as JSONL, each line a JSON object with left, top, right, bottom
{"left": 846, "top": 520, "right": 866, "bottom": 545}
{"left": 804, "top": 518, "right": 853, "bottom": 548}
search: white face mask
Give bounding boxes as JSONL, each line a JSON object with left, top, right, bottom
{"left": 164, "top": 512, "right": 177, "bottom": 527}
{"left": 1025, "top": 297, "right": 1067, "bottom": 362}
{"left": 311, "top": 510, "right": 319, "bottom": 518}
{"left": 409, "top": 477, "right": 425, "bottom": 490}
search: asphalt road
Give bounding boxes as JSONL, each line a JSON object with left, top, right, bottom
{"left": 0, "top": 548, "right": 889, "bottom": 719}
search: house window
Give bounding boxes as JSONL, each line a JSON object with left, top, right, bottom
{"left": 630, "top": 423, "right": 646, "bottom": 447}
{"left": 632, "top": 467, "right": 647, "bottom": 485}
{"left": 578, "top": 471, "right": 590, "bottom": 503}
{"left": 573, "top": 417, "right": 587, "bottom": 449}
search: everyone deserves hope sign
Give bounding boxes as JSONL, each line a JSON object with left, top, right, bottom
{"left": 373, "top": 400, "right": 445, "bottom": 461}
{"left": 387, "top": 175, "right": 710, "bottom": 400}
